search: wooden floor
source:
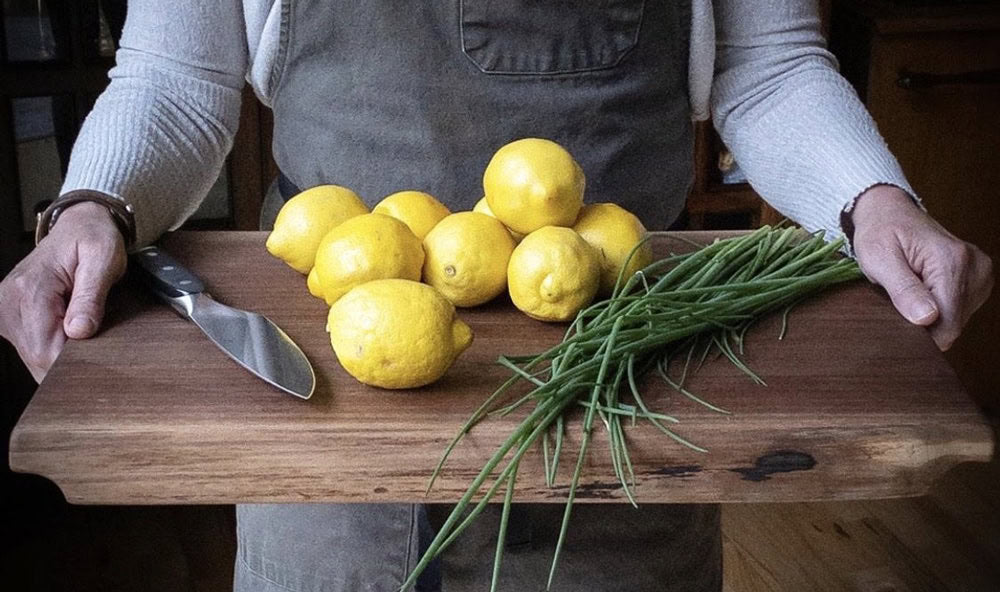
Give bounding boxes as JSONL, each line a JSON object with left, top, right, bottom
{"left": 722, "top": 456, "right": 1000, "bottom": 592}
{"left": 4, "top": 456, "right": 998, "bottom": 591}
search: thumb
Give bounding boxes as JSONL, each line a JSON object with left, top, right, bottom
{"left": 864, "top": 248, "right": 939, "bottom": 327}
{"left": 63, "top": 256, "right": 117, "bottom": 339}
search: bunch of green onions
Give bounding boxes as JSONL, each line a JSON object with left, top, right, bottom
{"left": 400, "top": 225, "right": 863, "bottom": 592}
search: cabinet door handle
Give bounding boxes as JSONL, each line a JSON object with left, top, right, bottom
{"left": 896, "top": 67, "right": 1000, "bottom": 90}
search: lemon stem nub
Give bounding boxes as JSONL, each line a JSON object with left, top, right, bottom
{"left": 452, "top": 319, "right": 474, "bottom": 354}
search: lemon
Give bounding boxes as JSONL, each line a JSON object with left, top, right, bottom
{"left": 507, "top": 226, "right": 600, "bottom": 322}
{"left": 572, "top": 203, "right": 654, "bottom": 296}
{"left": 422, "top": 212, "right": 516, "bottom": 307}
{"left": 473, "top": 197, "right": 524, "bottom": 242}
{"left": 312, "top": 213, "right": 424, "bottom": 305}
{"left": 373, "top": 190, "right": 451, "bottom": 240}
{"left": 483, "top": 138, "right": 585, "bottom": 235}
{"left": 328, "top": 279, "right": 474, "bottom": 389}
{"left": 266, "top": 184, "right": 368, "bottom": 273}
{"left": 306, "top": 266, "right": 325, "bottom": 300}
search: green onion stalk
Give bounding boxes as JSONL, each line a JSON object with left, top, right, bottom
{"left": 399, "top": 225, "right": 863, "bottom": 592}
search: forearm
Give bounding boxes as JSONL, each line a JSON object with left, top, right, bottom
{"left": 60, "top": 0, "right": 246, "bottom": 247}
{"left": 710, "top": 0, "right": 916, "bottom": 245}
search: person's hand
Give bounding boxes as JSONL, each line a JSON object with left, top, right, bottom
{"left": 850, "top": 185, "right": 993, "bottom": 350}
{"left": 0, "top": 201, "right": 127, "bottom": 382}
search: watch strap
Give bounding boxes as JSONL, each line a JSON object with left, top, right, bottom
{"left": 35, "top": 191, "right": 137, "bottom": 249}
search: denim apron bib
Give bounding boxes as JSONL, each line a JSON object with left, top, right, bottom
{"left": 245, "top": 2, "right": 722, "bottom": 592}
{"left": 270, "top": 0, "right": 693, "bottom": 229}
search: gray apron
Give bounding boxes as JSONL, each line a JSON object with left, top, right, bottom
{"left": 270, "top": 0, "right": 693, "bottom": 228}
{"left": 248, "top": 2, "right": 721, "bottom": 591}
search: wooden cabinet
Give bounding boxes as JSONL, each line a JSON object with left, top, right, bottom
{"left": 830, "top": 0, "right": 1000, "bottom": 414}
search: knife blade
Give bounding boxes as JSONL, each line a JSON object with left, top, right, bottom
{"left": 133, "top": 246, "right": 315, "bottom": 399}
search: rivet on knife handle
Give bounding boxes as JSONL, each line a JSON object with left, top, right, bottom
{"left": 134, "top": 246, "right": 206, "bottom": 298}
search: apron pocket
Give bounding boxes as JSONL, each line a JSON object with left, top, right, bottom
{"left": 460, "top": 0, "right": 645, "bottom": 75}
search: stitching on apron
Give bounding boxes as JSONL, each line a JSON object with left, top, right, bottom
{"left": 237, "top": 552, "right": 307, "bottom": 592}
{"left": 676, "top": 0, "right": 692, "bottom": 100}
{"left": 269, "top": 0, "right": 295, "bottom": 107}
{"left": 404, "top": 503, "right": 416, "bottom": 581}
{"left": 458, "top": 0, "right": 648, "bottom": 76}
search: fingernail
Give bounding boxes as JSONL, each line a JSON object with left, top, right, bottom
{"left": 68, "top": 316, "right": 96, "bottom": 336}
{"left": 910, "top": 300, "right": 937, "bottom": 324}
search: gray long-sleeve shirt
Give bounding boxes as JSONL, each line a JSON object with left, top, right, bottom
{"left": 61, "top": 0, "right": 915, "bottom": 247}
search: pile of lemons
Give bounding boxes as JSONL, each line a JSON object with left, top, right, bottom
{"left": 267, "top": 138, "right": 652, "bottom": 389}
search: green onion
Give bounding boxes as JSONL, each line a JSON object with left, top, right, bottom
{"left": 401, "top": 226, "right": 862, "bottom": 592}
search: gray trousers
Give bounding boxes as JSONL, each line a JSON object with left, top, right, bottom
{"left": 240, "top": 186, "right": 722, "bottom": 592}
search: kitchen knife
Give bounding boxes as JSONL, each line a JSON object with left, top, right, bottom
{"left": 133, "top": 246, "right": 315, "bottom": 399}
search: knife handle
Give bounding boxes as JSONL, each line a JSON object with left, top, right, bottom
{"left": 133, "top": 246, "right": 206, "bottom": 298}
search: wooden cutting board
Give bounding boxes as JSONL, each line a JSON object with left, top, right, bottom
{"left": 8, "top": 231, "right": 993, "bottom": 505}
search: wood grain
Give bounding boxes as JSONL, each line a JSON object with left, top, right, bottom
{"left": 8, "top": 231, "right": 993, "bottom": 505}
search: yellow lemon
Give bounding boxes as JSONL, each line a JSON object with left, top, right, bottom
{"left": 572, "top": 203, "right": 654, "bottom": 296}
{"left": 372, "top": 190, "right": 451, "bottom": 240}
{"left": 507, "top": 226, "right": 600, "bottom": 322}
{"left": 422, "top": 212, "right": 516, "bottom": 307}
{"left": 266, "top": 184, "right": 368, "bottom": 273}
{"left": 473, "top": 197, "right": 524, "bottom": 242}
{"left": 328, "top": 279, "right": 474, "bottom": 389}
{"left": 306, "top": 266, "right": 325, "bottom": 300}
{"left": 483, "top": 138, "right": 585, "bottom": 235}
{"left": 312, "top": 213, "right": 424, "bottom": 305}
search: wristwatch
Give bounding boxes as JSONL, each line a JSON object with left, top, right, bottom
{"left": 35, "top": 191, "right": 137, "bottom": 249}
